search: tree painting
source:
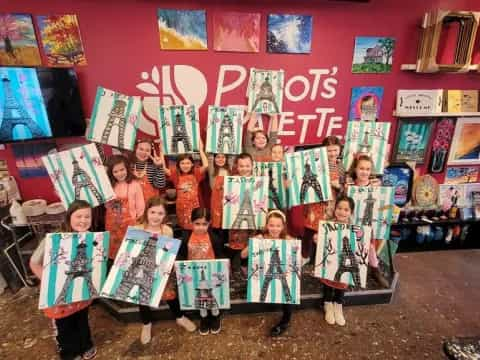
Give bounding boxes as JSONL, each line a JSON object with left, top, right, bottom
{"left": 352, "top": 36, "right": 396, "bottom": 73}
{"left": 0, "top": 14, "right": 41, "bottom": 66}
{"left": 379, "top": 38, "right": 395, "bottom": 66}
{"left": 37, "top": 15, "right": 87, "bottom": 66}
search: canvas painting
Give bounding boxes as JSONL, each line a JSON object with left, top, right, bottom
{"left": 382, "top": 165, "right": 414, "bottom": 207}
{"left": 206, "top": 106, "right": 244, "bottom": 154}
{"left": 222, "top": 176, "right": 269, "bottom": 230}
{"left": 42, "top": 143, "right": 115, "bottom": 208}
{"left": 267, "top": 14, "right": 313, "bottom": 54}
{"left": 157, "top": 9, "right": 207, "bottom": 50}
{"left": 314, "top": 222, "right": 371, "bottom": 288}
{"left": 253, "top": 161, "right": 288, "bottom": 210}
{"left": 39, "top": 232, "right": 109, "bottom": 309}
{"left": 213, "top": 12, "right": 260, "bottom": 52}
{"left": 247, "top": 238, "right": 302, "bottom": 305}
{"left": 37, "top": 14, "right": 87, "bottom": 66}
{"left": 349, "top": 86, "right": 384, "bottom": 121}
{"left": 445, "top": 167, "right": 479, "bottom": 184}
{"left": 0, "top": 67, "right": 51, "bottom": 142}
{"left": 429, "top": 118, "right": 455, "bottom": 173}
{"left": 12, "top": 141, "right": 56, "bottom": 178}
{"left": 464, "top": 183, "right": 480, "bottom": 208}
{"left": 247, "top": 68, "right": 284, "bottom": 114}
{"left": 101, "top": 227, "right": 181, "bottom": 307}
{"left": 285, "top": 147, "right": 332, "bottom": 207}
{"left": 447, "top": 118, "right": 480, "bottom": 165}
{"left": 343, "top": 121, "right": 391, "bottom": 174}
{"left": 175, "top": 259, "right": 230, "bottom": 311}
{"left": 0, "top": 14, "right": 41, "bottom": 66}
{"left": 347, "top": 185, "right": 394, "bottom": 240}
{"left": 86, "top": 87, "right": 142, "bottom": 151}
{"left": 352, "top": 36, "right": 395, "bottom": 73}
{"left": 392, "top": 119, "right": 433, "bottom": 164}
{"left": 159, "top": 105, "right": 200, "bottom": 155}
{"left": 439, "top": 184, "right": 467, "bottom": 209}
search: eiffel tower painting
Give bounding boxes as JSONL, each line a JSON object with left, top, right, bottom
{"left": 217, "top": 113, "right": 235, "bottom": 153}
{"left": 0, "top": 77, "right": 46, "bottom": 141}
{"left": 231, "top": 190, "right": 256, "bottom": 229}
{"left": 171, "top": 112, "right": 192, "bottom": 153}
{"left": 251, "top": 76, "right": 280, "bottom": 113}
{"left": 259, "top": 246, "right": 292, "bottom": 303}
{"left": 361, "top": 191, "right": 376, "bottom": 226}
{"left": 101, "top": 99, "right": 127, "bottom": 149}
{"left": 55, "top": 241, "right": 98, "bottom": 305}
{"left": 71, "top": 158, "right": 103, "bottom": 203}
{"left": 194, "top": 269, "right": 219, "bottom": 312}
{"left": 299, "top": 161, "right": 324, "bottom": 204}
{"left": 115, "top": 234, "right": 158, "bottom": 304}
{"left": 268, "top": 167, "right": 282, "bottom": 209}
{"left": 333, "top": 236, "right": 361, "bottom": 288}
{"left": 358, "top": 129, "right": 372, "bottom": 155}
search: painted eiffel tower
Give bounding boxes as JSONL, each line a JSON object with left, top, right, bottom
{"left": 55, "top": 241, "right": 97, "bottom": 305}
{"left": 171, "top": 112, "right": 191, "bottom": 153}
{"left": 217, "top": 113, "right": 234, "bottom": 153}
{"left": 0, "top": 77, "right": 45, "bottom": 141}
{"left": 101, "top": 99, "right": 127, "bottom": 148}
{"left": 194, "top": 269, "right": 219, "bottom": 311}
{"left": 358, "top": 130, "right": 372, "bottom": 154}
{"left": 115, "top": 234, "right": 158, "bottom": 304}
{"left": 268, "top": 167, "right": 282, "bottom": 209}
{"left": 231, "top": 189, "right": 256, "bottom": 229}
{"left": 361, "top": 191, "right": 376, "bottom": 226}
{"left": 71, "top": 158, "right": 103, "bottom": 203}
{"left": 333, "top": 236, "right": 361, "bottom": 288}
{"left": 299, "top": 161, "right": 324, "bottom": 204}
{"left": 251, "top": 75, "right": 280, "bottom": 113}
{"left": 259, "top": 246, "right": 292, "bottom": 303}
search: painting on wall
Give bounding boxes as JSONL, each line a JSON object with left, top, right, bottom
{"left": 12, "top": 142, "right": 56, "bottom": 178}
{"left": 349, "top": 86, "right": 384, "bottom": 121}
{"left": 267, "top": 14, "right": 313, "bottom": 54}
{"left": 447, "top": 118, "right": 480, "bottom": 165}
{"left": 445, "top": 167, "right": 479, "bottom": 184}
{"left": 157, "top": 9, "right": 207, "bottom": 50}
{"left": 213, "top": 12, "right": 260, "bottom": 52}
{"left": 0, "top": 14, "right": 41, "bottom": 66}
{"left": 352, "top": 36, "right": 395, "bottom": 73}
{"left": 392, "top": 119, "right": 433, "bottom": 164}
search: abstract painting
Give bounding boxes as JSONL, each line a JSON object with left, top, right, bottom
{"left": 206, "top": 105, "right": 244, "bottom": 154}
{"left": 213, "top": 12, "right": 260, "bottom": 52}
{"left": 352, "top": 36, "right": 395, "bottom": 73}
{"left": 247, "top": 238, "right": 302, "bottom": 304}
{"left": 101, "top": 227, "right": 181, "bottom": 307}
{"left": 448, "top": 118, "right": 480, "bottom": 165}
{"left": 39, "top": 232, "right": 109, "bottom": 309}
{"left": 349, "top": 86, "right": 384, "bottom": 121}
{"left": 445, "top": 167, "right": 479, "bottom": 184}
{"left": 0, "top": 14, "right": 41, "bottom": 66}
{"left": 157, "top": 9, "right": 207, "bottom": 50}
{"left": 382, "top": 165, "right": 414, "bottom": 207}
{"left": 253, "top": 161, "right": 288, "bottom": 210}
{"left": 37, "top": 14, "right": 87, "bottom": 66}
{"left": 392, "top": 119, "right": 433, "bottom": 164}
{"left": 247, "top": 68, "right": 284, "bottom": 114}
{"left": 175, "top": 259, "right": 230, "bottom": 311}
{"left": 12, "top": 141, "right": 56, "bottom": 178}
{"left": 267, "top": 14, "right": 313, "bottom": 54}
{"left": 159, "top": 104, "right": 200, "bottom": 154}
{"left": 314, "top": 222, "right": 371, "bottom": 288}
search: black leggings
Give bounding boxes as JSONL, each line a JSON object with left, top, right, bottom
{"left": 323, "top": 285, "right": 345, "bottom": 304}
{"left": 139, "top": 298, "right": 183, "bottom": 325}
{"left": 55, "top": 307, "right": 93, "bottom": 360}
{"left": 279, "top": 304, "right": 292, "bottom": 325}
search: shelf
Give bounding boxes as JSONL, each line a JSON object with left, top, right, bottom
{"left": 393, "top": 111, "right": 480, "bottom": 118}
{"left": 400, "top": 64, "right": 479, "bottom": 72}
{"left": 391, "top": 218, "right": 479, "bottom": 228}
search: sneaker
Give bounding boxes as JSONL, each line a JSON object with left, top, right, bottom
{"left": 140, "top": 323, "right": 152, "bottom": 345}
{"left": 210, "top": 316, "right": 221, "bottom": 334}
{"left": 176, "top": 316, "right": 196, "bottom": 332}
{"left": 333, "top": 303, "right": 346, "bottom": 326}
{"left": 324, "top": 301, "right": 335, "bottom": 325}
{"left": 199, "top": 317, "right": 209, "bottom": 335}
{"left": 270, "top": 321, "right": 288, "bottom": 337}
{"left": 82, "top": 346, "right": 97, "bottom": 360}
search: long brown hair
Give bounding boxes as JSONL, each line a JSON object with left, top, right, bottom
{"left": 130, "top": 139, "right": 153, "bottom": 164}
{"left": 321, "top": 135, "right": 342, "bottom": 147}
{"left": 348, "top": 154, "right": 374, "bottom": 181}
{"left": 138, "top": 196, "right": 168, "bottom": 226}
{"left": 176, "top": 154, "right": 195, "bottom": 175}
{"left": 262, "top": 210, "right": 288, "bottom": 239}
{"left": 63, "top": 200, "right": 92, "bottom": 232}
{"left": 107, "top": 155, "right": 135, "bottom": 185}
{"left": 213, "top": 153, "right": 231, "bottom": 177}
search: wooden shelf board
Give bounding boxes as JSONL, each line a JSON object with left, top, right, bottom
{"left": 393, "top": 111, "right": 480, "bottom": 118}
{"left": 400, "top": 64, "right": 479, "bottom": 72}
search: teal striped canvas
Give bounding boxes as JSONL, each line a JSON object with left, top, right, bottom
{"left": 175, "top": 259, "right": 230, "bottom": 311}
{"left": 247, "top": 68, "right": 284, "bottom": 114}
{"left": 39, "top": 232, "right": 109, "bottom": 309}
{"left": 253, "top": 161, "right": 288, "bottom": 210}
{"left": 100, "top": 227, "right": 181, "bottom": 307}
{"left": 206, "top": 106, "right": 244, "bottom": 155}
{"left": 159, "top": 104, "right": 200, "bottom": 154}
{"left": 314, "top": 221, "right": 371, "bottom": 288}
{"left": 246, "top": 238, "right": 301, "bottom": 305}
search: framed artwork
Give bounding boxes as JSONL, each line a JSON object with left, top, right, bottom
{"left": 447, "top": 118, "right": 480, "bottom": 165}
{"left": 314, "top": 222, "right": 371, "bottom": 288}
{"left": 157, "top": 9, "right": 207, "bottom": 50}
{"left": 175, "top": 259, "right": 230, "bottom": 311}
{"left": 464, "top": 183, "right": 480, "bottom": 207}
{"left": 158, "top": 105, "right": 200, "bottom": 155}
{"left": 382, "top": 164, "right": 414, "bottom": 207}
{"left": 247, "top": 68, "right": 284, "bottom": 114}
{"left": 267, "top": 14, "right": 313, "bottom": 54}
{"left": 392, "top": 119, "right": 433, "bottom": 164}
{"left": 213, "top": 12, "right": 260, "bottom": 52}
{"left": 438, "top": 184, "right": 466, "bottom": 209}
{"left": 247, "top": 238, "right": 302, "bottom": 304}
{"left": 445, "top": 167, "right": 479, "bottom": 184}
{"left": 349, "top": 86, "right": 384, "bottom": 121}
{"left": 352, "top": 36, "right": 395, "bottom": 73}
{"left": 429, "top": 119, "right": 455, "bottom": 173}
{"left": 39, "top": 232, "right": 109, "bottom": 309}
{"left": 253, "top": 161, "right": 288, "bottom": 210}
{"left": 206, "top": 105, "right": 244, "bottom": 154}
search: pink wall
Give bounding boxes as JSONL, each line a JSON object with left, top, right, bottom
{"left": 1, "top": 0, "right": 480, "bottom": 202}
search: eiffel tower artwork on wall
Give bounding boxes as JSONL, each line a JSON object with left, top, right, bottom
{"left": 206, "top": 106, "right": 244, "bottom": 155}
{"left": 159, "top": 105, "right": 200, "bottom": 155}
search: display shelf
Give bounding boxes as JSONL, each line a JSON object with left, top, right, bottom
{"left": 391, "top": 218, "right": 480, "bottom": 228}
{"left": 400, "top": 64, "right": 479, "bottom": 72}
{"left": 393, "top": 111, "right": 480, "bottom": 118}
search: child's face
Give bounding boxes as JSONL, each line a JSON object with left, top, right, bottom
{"left": 136, "top": 142, "right": 151, "bottom": 162}
{"left": 237, "top": 158, "right": 253, "bottom": 176}
{"left": 179, "top": 158, "right": 194, "bottom": 174}
{"left": 214, "top": 154, "right": 226, "bottom": 167}
{"left": 271, "top": 145, "right": 284, "bottom": 162}
{"left": 326, "top": 145, "right": 340, "bottom": 163}
{"left": 253, "top": 132, "right": 268, "bottom": 149}
{"left": 266, "top": 216, "right": 284, "bottom": 238}
{"left": 70, "top": 208, "right": 92, "bottom": 232}
{"left": 112, "top": 162, "right": 127, "bottom": 182}
{"left": 192, "top": 217, "right": 209, "bottom": 235}
{"left": 147, "top": 205, "right": 166, "bottom": 227}
{"left": 335, "top": 200, "right": 352, "bottom": 224}
{"left": 356, "top": 160, "right": 372, "bottom": 183}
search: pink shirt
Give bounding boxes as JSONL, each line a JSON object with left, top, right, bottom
{"left": 113, "top": 180, "right": 145, "bottom": 219}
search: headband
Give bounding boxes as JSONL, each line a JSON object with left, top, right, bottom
{"left": 267, "top": 209, "right": 286, "bottom": 223}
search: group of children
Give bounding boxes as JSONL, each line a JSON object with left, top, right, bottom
{"left": 30, "top": 111, "right": 390, "bottom": 359}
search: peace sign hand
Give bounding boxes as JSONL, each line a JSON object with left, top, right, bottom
{"left": 150, "top": 145, "right": 164, "bottom": 167}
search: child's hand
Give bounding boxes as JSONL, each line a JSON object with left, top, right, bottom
{"left": 313, "top": 234, "right": 318, "bottom": 244}
{"left": 150, "top": 146, "right": 164, "bottom": 167}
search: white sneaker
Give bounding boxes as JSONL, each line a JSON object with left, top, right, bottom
{"left": 140, "top": 323, "right": 152, "bottom": 344}
{"left": 324, "top": 302, "right": 335, "bottom": 325}
{"left": 333, "top": 303, "right": 346, "bottom": 326}
{"left": 176, "top": 316, "right": 196, "bottom": 332}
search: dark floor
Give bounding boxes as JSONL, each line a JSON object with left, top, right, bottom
{"left": 0, "top": 250, "right": 479, "bottom": 359}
